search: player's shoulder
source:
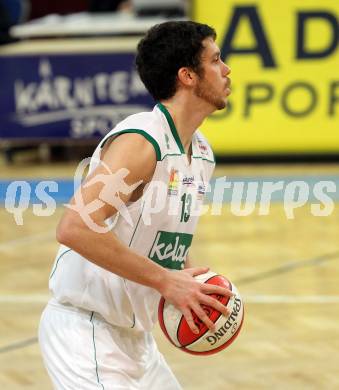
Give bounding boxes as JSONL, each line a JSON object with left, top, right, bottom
{"left": 100, "top": 106, "right": 164, "bottom": 161}
{"left": 101, "top": 130, "right": 157, "bottom": 183}
{"left": 114, "top": 106, "right": 163, "bottom": 136}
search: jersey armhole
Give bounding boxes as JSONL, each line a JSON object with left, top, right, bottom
{"left": 100, "top": 129, "right": 162, "bottom": 161}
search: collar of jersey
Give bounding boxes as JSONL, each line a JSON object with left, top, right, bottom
{"left": 157, "top": 102, "right": 186, "bottom": 154}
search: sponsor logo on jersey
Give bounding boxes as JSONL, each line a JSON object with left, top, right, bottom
{"left": 197, "top": 182, "right": 206, "bottom": 200}
{"left": 149, "top": 231, "right": 193, "bottom": 270}
{"left": 182, "top": 175, "right": 194, "bottom": 186}
{"left": 197, "top": 138, "right": 209, "bottom": 156}
{"left": 168, "top": 168, "right": 179, "bottom": 196}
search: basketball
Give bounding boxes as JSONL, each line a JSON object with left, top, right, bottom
{"left": 158, "top": 271, "right": 244, "bottom": 355}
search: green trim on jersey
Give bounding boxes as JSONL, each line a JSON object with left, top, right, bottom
{"left": 90, "top": 312, "right": 105, "bottom": 390}
{"left": 125, "top": 202, "right": 145, "bottom": 329}
{"left": 101, "top": 129, "right": 162, "bottom": 161}
{"left": 49, "top": 249, "right": 72, "bottom": 280}
{"left": 128, "top": 202, "right": 145, "bottom": 247}
{"left": 157, "top": 103, "right": 215, "bottom": 163}
{"left": 159, "top": 153, "right": 215, "bottom": 163}
{"left": 192, "top": 155, "right": 215, "bottom": 164}
{"left": 160, "top": 153, "right": 182, "bottom": 161}
{"left": 157, "top": 103, "right": 185, "bottom": 154}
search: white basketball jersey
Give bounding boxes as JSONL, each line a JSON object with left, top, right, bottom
{"left": 49, "top": 103, "right": 215, "bottom": 331}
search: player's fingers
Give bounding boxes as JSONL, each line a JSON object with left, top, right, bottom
{"left": 185, "top": 267, "right": 209, "bottom": 277}
{"left": 202, "top": 284, "right": 235, "bottom": 297}
{"left": 191, "top": 304, "right": 215, "bottom": 332}
{"left": 181, "top": 308, "right": 199, "bottom": 334}
{"left": 200, "top": 295, "right": 230, "bottom": 317}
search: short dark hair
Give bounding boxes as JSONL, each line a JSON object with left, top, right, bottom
{"left": 135, "top": 21, "right": 216, "bottom": 101}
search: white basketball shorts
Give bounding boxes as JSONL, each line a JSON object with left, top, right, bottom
{"left": 39, "top": 299, "right": 182, "bottom": 390}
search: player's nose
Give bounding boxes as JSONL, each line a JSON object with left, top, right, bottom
{"left": 223, "top": 62, "right": 231, "bottom": 77}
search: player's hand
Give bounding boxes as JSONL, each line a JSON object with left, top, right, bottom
{"left": 158, "top": 267, "right": 235, "bottom": 334}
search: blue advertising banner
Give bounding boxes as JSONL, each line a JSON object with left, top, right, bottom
{"left": 0, "top": 53, "right": 154, "bottom": 140}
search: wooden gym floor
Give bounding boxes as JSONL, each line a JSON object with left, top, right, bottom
{"left": 0, "top": 153, "right": 339, "bottom": 390}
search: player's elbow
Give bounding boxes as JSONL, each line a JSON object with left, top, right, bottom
{"left": 56, "top": 214, "right": 78, "bottom": 247}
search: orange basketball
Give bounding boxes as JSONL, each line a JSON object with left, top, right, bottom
{"left": 158, "top": 271, "right": 244, "bottom": 355}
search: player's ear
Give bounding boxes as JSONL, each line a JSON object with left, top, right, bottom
{"left": 177, "top": 67, "right": 197, "bottom": 87}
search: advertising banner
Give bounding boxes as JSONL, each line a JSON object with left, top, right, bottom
{"left": 194, "top": 0, "right": 339, "bottom": 154}
{"left": 0, "top": 51, "right": 154, "bottom": 140}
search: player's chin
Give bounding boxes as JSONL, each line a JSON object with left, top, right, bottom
{"left": 215, "top": 98, "right": 227, "bottom": 110}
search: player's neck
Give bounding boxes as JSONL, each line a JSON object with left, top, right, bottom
{"left": 160, "top": 95, "right": 213, "bottom": 153}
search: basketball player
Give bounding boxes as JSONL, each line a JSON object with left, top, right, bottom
{"left": 39, "top": 21, "right": 232, "bottom": 389}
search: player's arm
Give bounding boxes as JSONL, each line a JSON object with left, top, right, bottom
{"left": 57, "top": 133, "right": 163, "bottom": 285}
{"left": 185, "top": 253, "right": 193, "bottom": 268}
{"left": 56, "top": 133, "right": 232, "bottom": 334}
